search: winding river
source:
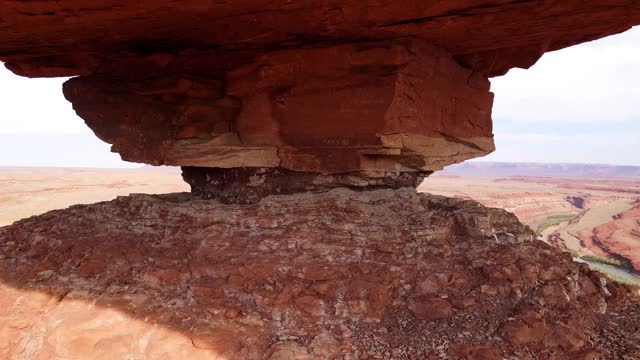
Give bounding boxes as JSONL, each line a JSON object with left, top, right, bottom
{"left": 574, "top": 258, "right": 640, "bottom": 286}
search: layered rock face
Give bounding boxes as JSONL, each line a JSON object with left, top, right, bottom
{"left": 587, "top": 201, "right": 640, "bottom": 272}
{"left": 1, "top": 189, "right": 638, "bottom": 359}
{"left": 61, "top": 39, "right": 494, "bottom": 174}
{"left": 2, "top": 1, "right": 640, "bottom": 178}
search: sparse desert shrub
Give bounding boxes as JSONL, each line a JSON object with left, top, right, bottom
{"left": 580, "top": 254, "right": 630, "bottom": 269}
{"left": 537, "top": 214, "right": 578, "bottom": 233}
{"left": 567, "top": 249, "right": 580, "bottom": 258}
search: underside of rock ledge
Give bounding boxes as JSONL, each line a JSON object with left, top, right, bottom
{"left": 181, "top": 166, "right": 432, "bottom": 204}
{"left": 0, "top": 189, "right": 638, "bottom": 359}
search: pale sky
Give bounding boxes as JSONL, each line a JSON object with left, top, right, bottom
{"left": 0, "top": 26, "right": 639, "bottom": 167}
{"left": 485, "top": 26, "right": 640, "bottom": 165}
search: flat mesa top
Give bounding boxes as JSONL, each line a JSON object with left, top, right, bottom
{"left": 1, "top": 1, "right": 639, "bottom": 77}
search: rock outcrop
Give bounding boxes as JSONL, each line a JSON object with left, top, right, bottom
{"left": 1, "top": 1, "right": 640, "bottom": 177}
{"left": 0, "top": 189, "right": 638, "bottom": 359}
{"left": 61, "top": 40, "right": 495, "bottom": 175}
{"left": 181, "top": 166, "right": 431, "bottom": 204}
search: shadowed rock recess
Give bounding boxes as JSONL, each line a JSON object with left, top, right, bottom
{"left": 181, "top": 167, "right": 432, "bottom": 204}
{"left": 2, "top": 1, "right": 640, "bottom": 359}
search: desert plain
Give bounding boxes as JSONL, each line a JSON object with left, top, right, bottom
{"left": 421, "top": 164, "right": 640, "bottom": 285}
{"left": 0, "top": 166, "right": 189, "bottom": 227}
{"left": 2, "top": 164, "right": 639, "bottom": 285}
{"left": 1, "top": 163, "right": 640, "bottom": 358}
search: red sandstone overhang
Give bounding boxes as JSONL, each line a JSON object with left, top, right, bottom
{"left": 1, "top": 1, "right": 639, "bottom": 77}
{"left": 1, "top": 1, "right": 639, "bottom": 174}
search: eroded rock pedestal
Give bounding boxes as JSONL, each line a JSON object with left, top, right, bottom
{"left": 2, "top": 1, "right": 640, "bottom": 178}
{"left": 61, "top": 39, "right": 494, "bottom": 175}
{"left": 1, "top": 189, "right": 638, "bottom": 359}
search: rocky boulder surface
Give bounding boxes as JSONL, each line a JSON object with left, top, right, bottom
{"left": 0, "top": 189, "right": 638, "bottom": 359}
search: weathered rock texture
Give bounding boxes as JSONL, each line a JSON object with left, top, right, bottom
{"left": 0, "top": 189, "right": 638, "bottom": 359}
{"left": 60, "top": 39, "right": 495, "bottom": 174}
{"left": 2, "top": 1, "right": 639, "bottom": 77}
{"left": 2, "top": 1, "right": 640, "bottom": 174}
{"left": 182, "top": 166, "right": 431, "bottom": 204}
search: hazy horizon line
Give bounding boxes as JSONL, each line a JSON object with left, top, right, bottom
{"left": 2, "top": 161, "right": 640, "bottom": 171}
